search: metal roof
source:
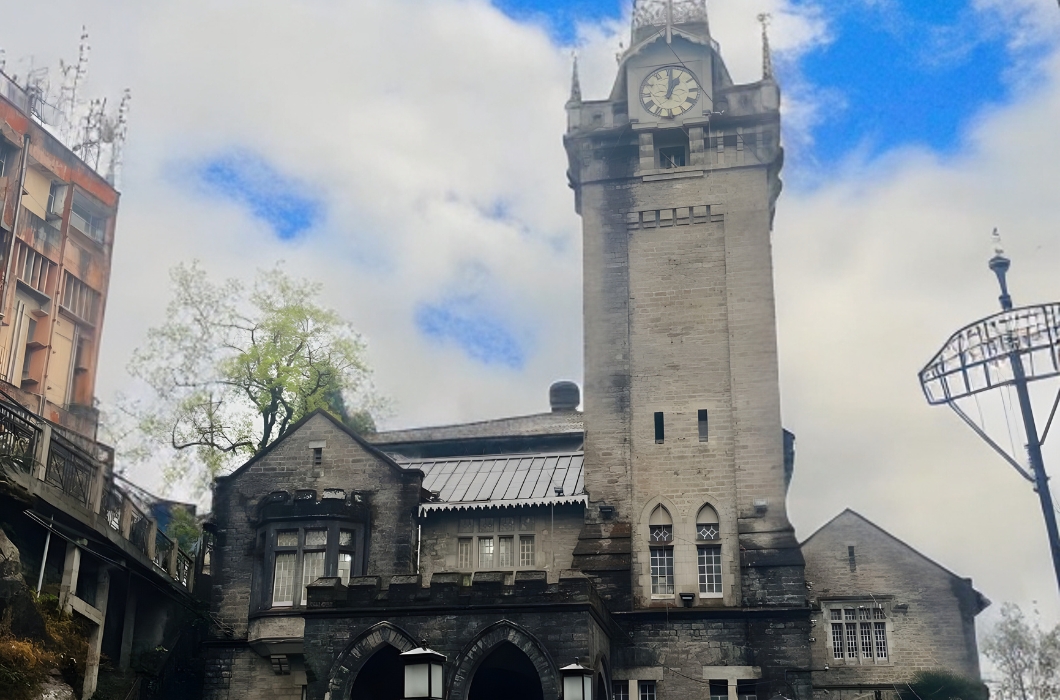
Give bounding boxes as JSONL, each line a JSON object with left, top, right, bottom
{"left": 399, "top": 452, "right": 585, "bottom": 514}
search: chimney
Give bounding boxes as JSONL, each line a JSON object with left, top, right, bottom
{"left": 549, "top": 381, "right": 580, "bottom": 412}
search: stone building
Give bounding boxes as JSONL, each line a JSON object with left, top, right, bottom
{"left": 802, "top": 511, "right": 989, "bottom": 699}
{"left": 200, "top": 2, "right": 987, "bottom": 700}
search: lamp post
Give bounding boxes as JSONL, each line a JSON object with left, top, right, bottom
{"left": 401, "top": 645, "right": 446, "bottom": 700}
{"left": 919, "top": 232, "right": 1060, "bottom": 595}
{"left": 560, "top": 663, "right": 594, "bottom": 700}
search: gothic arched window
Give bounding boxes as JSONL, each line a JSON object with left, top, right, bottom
{"left": 648, "top": 506, "right": 674, "bottom": 596}
{"left": 696, "top": 504, "right": 722, "bottom": 597}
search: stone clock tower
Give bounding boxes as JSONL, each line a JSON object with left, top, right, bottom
{"left": 566, "top": 1, "right": 809, "bottom": 689}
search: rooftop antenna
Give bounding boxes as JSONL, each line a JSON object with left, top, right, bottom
{"left": 758, "top": 13, "right": 774, "bottom": 81}
{"left": 920, "top": 230, "right": 1060, "bottom": 596}
{"left": 58, "top": 27, "right": 90, "bottom": 144}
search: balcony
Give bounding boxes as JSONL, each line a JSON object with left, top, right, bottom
{"left": 0, "top": 394, "right": 196, "bottom": 593}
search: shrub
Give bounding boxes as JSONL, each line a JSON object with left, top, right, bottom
{"left": 899, "top": 670, "right": 990, "bottom": 700}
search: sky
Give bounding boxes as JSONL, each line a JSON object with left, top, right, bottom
{"left": 3, "top": 0, "right": 1060, "bottom": 656}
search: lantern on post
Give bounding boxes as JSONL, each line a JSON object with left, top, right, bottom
{"left": 560, "top": 663, "right": 594, "bottom": 700}
{"left": 400, "top": 645, "right": 445, "bottom": 700}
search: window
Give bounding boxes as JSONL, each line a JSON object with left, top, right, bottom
{"left": 655, "top": 128, "right": 690, "bottom": 169}
{"left": 659, "top": 146, "right": 686, "bottom": 168}
{"left": 312, "top": 447, "right": 322, "bottom": 466}
{"left": 14, "top": 242, "right": 56, "bottom": 296}
{"left": 654, "top": 412, "right": 664, "bottom": 443}
{"left": 709, "top": 681, "right": 728, "bottom": 700}
{"left": 61, "top": 272, "right": 100, "bottom": 323}
{"left": 519, "top": 535, "right": 535, "bottom": 567}
{"left": 648, "top": 506, "right": 674, "bottom": 596}
{"left": 478, "top": 537, "right": 494, "bottom": 568}
{"left": 266, "top": 523, "right": 361, "bottom": 609}
{"left": 0, "top": 141, "right": 12, "bottom": 177}
{"left": 69, "top": 190, "right": 107, "bottom": 244}
{"left": 829, "top": 604, "right": 889, "bottom": 663}
{"left": 698, "top": 409, "right": 709, "bottom": 441}
{"left": 613, "top": 681, "right": 629, "bottom": 700}
{"left": 848, "top": 545, "right": 856, "bottom": 572}
{"left": 457, "top": 539, "right": 472, "bottom": 569}
{"left": 455, "top": 511, "right": 536, "bottom": 576}
{"left": 736, "top": 680, "right": 757, "bottom": 700}
{"left": 696, "top": 504, "right": 722, "bottom": 596}
{"left": 498, "top": 536, "right": 514, "bottom": 567}
{"left": 639, "top": 681, "right": 656, "bottom": 700}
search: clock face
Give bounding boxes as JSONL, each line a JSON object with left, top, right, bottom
{"left": 639, "top": 66, "right": 700, "bottom": 119}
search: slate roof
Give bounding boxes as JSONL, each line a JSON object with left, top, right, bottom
{"left": 398, "top": 452, "right": 586, "bottom": 514}
{"left": 368, "top": 411, "right": 584, "bottom": 446}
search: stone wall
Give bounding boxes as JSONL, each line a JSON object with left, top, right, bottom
{"left": 418, "top": 504, "right": 584, "bottom": 585}
{"left": 802, "top": 511, "right": 986, "bottom": 690}
{"left": 209, "top": 412, "right": 422, "bottom": 638}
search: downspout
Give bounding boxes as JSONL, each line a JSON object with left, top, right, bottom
{"left": 416, "top": 519, "right": 422, "bottom": 574}
{"left": 0, "top": 133, "right": 30, "bottom": 322}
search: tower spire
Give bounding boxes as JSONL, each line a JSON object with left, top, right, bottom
{"left": 569, "top": 53, "right": 582, "bottom": 103}
{"left": 758, "top": 13, "right": 774, "bottom": 81}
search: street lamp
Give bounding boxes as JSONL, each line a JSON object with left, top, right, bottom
{"left": 560, "top": 663, "right": 594, "bottom": 700}
{"left": 401, "top": 645, "right": 445, "bottom": 700}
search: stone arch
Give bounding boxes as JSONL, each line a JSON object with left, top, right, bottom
{"left": 447, "top": 620, "right": 559, "bottom": 700}
{"left": 327, "top": 621, "right": 418, "bottom": 700}
{"left": 594, "top": 653, "right": 612, "bottom": 700}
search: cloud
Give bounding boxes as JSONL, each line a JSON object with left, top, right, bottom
{"left": 191, "top": 150, "right": 323, "bottom": 241}
{"left": 416, "top": 298, "right": 529, "bottom": 369}
{"left": 4, "top": 0, "right": 1060, "bottom": 631}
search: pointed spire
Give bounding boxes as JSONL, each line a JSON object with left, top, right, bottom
{"left": 758, "top": 13, "right": 774, "bottom": 81}
{"left": 569, "top": 52, "right": 582, "bottom": 103}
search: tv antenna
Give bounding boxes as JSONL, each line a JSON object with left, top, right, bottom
{"left": 919, "top": 230, "right": 1060, "bottom": 594}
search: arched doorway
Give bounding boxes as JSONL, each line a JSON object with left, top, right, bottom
{"left": 468, "top": 642, "right": 544, "bottom": 700}
{"left": 350, "top": 645, "right": 403, "bottom": 700}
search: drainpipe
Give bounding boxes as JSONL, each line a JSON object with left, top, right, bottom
{"left": 0, "top": 133, "right": 30, "bottom": 322}
{"left": 36, "top": 514, "right": 53, "bottom": 594}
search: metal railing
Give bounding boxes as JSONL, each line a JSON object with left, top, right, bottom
{"left": 129, "top": 506, "right": 150, "bottom": 556}
{"left": 175, "top": 551, "right": 192, "bottom": 587}
{"left": 154, "top": 530, "right": 174, "bottom": 571}
{"left": 0, "top": 400, "right": 42, "bottom": 473}
{"left": 44, "top": 438, "right": 97, "bottom": 507}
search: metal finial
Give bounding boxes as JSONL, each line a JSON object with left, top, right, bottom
{"left": 988, "top": 228, "right": 1013, "bottom": 311}
{"left": 758, "top": 13, "right": 774, "bottom": 81}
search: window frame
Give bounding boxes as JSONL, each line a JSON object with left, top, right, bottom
{"left": 826, "top": 601, "right": 892, "bottom": 666}
{"left": 454, "top": 512, "right": 538, "bottom": 582}
{"left": 261, "top": 520, "right": 366, "bottom": 611}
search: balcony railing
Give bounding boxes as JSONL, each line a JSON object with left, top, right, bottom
{"left": 45, "top": 438, "right": 97, "bottom": 507}
{"left": 0, "top": 393, "right": 196, "bottom": 592}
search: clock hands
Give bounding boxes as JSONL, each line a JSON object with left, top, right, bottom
{"left": 665, "top": 68, "right": 678, "bottom": 100}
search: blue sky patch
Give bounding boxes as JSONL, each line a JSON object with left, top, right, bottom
{"left": 493, "top": 0, "right": 621, "bottom": 42}
{"left": 195, "top": 151, "right": 323, "bottom": 241}
{"left": 788, "top": 0, "right": 1020, "bottom": 164}
{"left": 416, "top": 299, "right": 528, "bottom": 369}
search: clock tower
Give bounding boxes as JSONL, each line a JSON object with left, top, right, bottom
{"left": 566, "top": 2, "right": 808, "bottom": 687}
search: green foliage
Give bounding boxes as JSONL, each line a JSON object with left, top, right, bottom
{"left": 898, "top": 670, "right": 989, "bottom": 700}
{"left": 165, "top": 506, "right": 202, "bottom": 553}
{"left": 982, "top": 603, "right": 1060, "bottom": 700}
{"left": 120, "top": 261, "right": 381, "bottom": 492}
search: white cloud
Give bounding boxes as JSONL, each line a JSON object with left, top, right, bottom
{"left": 4, "top": 0, "right": 1060, "bottom": 634}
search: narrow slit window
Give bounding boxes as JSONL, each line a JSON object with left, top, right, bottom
{"left": 312, "top": 447, "right": 323, "bottom": 466}
{"left": 698, "top": 409, "right": 709, "bottom": 441}
{"left": 654, "top": 412, "right": 664, "bottom": 443}
{"left": 848, "top": 545, "right": 856, "bottom": 572}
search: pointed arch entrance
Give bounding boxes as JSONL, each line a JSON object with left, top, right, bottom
{"left": 350, "top": 645, "right": 403, "bottom": 700}
{"left": 325, "top": 622, "right": 418, "bottom": 700}
{"left": 448, "top": 621, "right": 559, "bottom": 700}
{"left": 468, "top": 642, "right": 543, "bottom": 700}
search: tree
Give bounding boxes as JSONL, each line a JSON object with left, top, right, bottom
{"left": 121, "top": 261, "right": 379, "bottom": 492}
{"left": 982, "top": 603, "right": 1060, "bottom": 700}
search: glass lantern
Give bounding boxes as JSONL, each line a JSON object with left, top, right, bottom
{"left": 560, "top": 663, "right": 594, "bottom": 700}
{"left": 401, "top": 646, "right": 446, "bottom": 700}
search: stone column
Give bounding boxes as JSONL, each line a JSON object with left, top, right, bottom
{"left": 58, "top": 540, "right": 81, "bottom": 613}
{"left": 82, "top": 566, "right": 111, "bottom": 698}
{"left": 119, "top": 581, "right": 137, "bottom": 670}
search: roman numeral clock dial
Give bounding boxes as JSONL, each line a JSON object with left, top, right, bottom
{"left": 640, "top": 66, "right": 700, "bottom": 119}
